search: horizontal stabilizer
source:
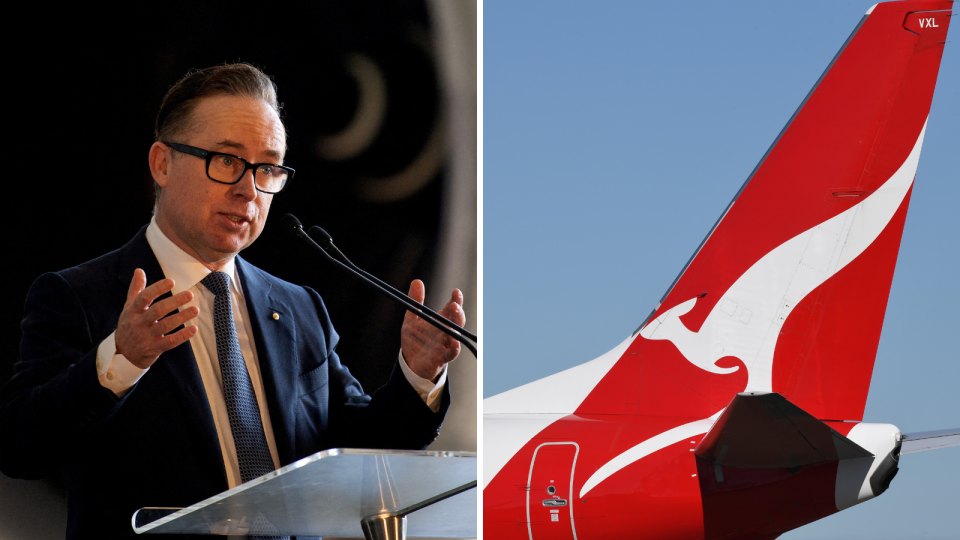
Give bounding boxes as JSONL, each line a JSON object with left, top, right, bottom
{"left": 900, "top": 428, "right": 960, "bottom": 455}
{"left": 696, "top": 392, "right": 871, "bottom": 469}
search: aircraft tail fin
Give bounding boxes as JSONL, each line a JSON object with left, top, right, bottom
{"left": 573, "top": 1, "right": 953, "bottom": 421}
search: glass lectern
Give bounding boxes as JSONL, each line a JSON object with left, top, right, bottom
{"left": 132, "top": 449, "right": 477, "bottom": 540}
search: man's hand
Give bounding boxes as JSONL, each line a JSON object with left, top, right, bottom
{"left": 115, "top": 269, "right": 199, "bottom": 369}
{"left": 401, "top": 280, "right": 466, "bottom": 382}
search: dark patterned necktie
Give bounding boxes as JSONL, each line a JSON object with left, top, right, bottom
{"left": 201, "top": 272, "right": 286, "bottom": 540}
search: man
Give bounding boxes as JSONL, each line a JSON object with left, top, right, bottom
{"left": 0, "top": 64, "right": 465, "bottom": 539}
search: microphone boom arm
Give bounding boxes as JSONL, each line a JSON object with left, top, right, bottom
{"left": 283, "top": 216, "right": 477, "bottom": 357}
{"left": 309, "top": 226, "right": 478, "bottom": 343}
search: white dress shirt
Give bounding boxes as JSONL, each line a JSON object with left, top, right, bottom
{"left": 95, "top": 217, "right": 446, "bottom": 488}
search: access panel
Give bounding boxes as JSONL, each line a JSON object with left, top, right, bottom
{"left": 527, "top": 442, "right": 579, "bottom": 540}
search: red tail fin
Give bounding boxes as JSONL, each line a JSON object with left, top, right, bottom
{"left": 577, "top": 1, "right": 953, "bottom": 421}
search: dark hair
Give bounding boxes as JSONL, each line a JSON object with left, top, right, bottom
{"left": 153, "top": 63, "right": 283, "bottom": 206}
{"left": 155, "top": 63, "right": 281, "bottom": 142}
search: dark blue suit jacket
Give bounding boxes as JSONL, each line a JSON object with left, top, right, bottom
{"left": 0, "top": 227, "right": 448, "bottom": 539}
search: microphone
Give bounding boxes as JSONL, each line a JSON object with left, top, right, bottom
{"left": 281, "top": 214, "right": 477, "bottom": 357}
{"left": 308, "top": 225, "right": 478, "bottom": 343}
{"left": 280, "top": 213, "right": 307, "bottom": 236}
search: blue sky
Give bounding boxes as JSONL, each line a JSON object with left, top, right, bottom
{"left": 483, "top": 1, "right": 958, "bottom": 538}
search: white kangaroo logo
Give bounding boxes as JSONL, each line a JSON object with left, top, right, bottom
{"left": 640, "top": 121, "right": 926, "bottom": 393}
{"left": 581, "top": 121, "right": 927, "bottom": 498}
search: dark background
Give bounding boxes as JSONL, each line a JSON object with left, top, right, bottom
{"left": 2, "top": 0, "right": 451, "bottom": 396}
{"left": 1, "top": 2, "right": 476, "bottom": 536}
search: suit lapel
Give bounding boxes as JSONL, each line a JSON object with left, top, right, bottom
{"left": 236, "top": 257, "right": 298, "bottom": 466}
{"left": 116, "top": 227, "right": 226, "bottom": 484}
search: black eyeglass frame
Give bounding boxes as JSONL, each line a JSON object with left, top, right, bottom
{"left": 163, "top": 142, "right": 295, "bottom": 194}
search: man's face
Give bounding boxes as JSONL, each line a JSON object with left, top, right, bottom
{"left": 152, "top": 95, "right": 286, "bottom": 268}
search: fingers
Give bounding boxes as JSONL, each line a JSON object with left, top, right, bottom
{"left": 402, "top": 280, "right": 468, "bottom": 338}
{"left": 136, "top": 278, "right": 177, "bottom": 311}
{"left": 437, "top": 288, "right": 465, "bottom": 359}
{"left": 146, "top": 290, "right": 195, "bottom": 322}
{"left": 127, "top": 271, "right": 195, "bottom": 320}
{"left": 403, "top": 280, "right": 467, "bottom": 331}
{"left": 403, "top": 279, "right": 427, "bottom": 327}
{"left": 125, "top": 268, "right": 147, "bottom": 307}
{"left": 154, "top": 306, "right": 200, "bottom": 336}
{"left": 158, "top": 324, "right": 199, "bottom": 351}
{"left": 407, "top": 279, "right": 425, "bottom": 304}
{"left": 399, "top": 282, "right": 467, "bottom": 379}
{"left": 444, "top": 340, "right": 461, "bottom": 361}
{"left": 450, "top": 288, "right": 463, "bottom": 307}
{"left": 439, "top": 289, "right": 466, "bottom": 328}
{"left": 117, "top": 271, "right": 197, "bottom": 369}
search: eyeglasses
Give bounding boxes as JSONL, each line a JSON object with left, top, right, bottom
{"left": 163, "top": 142, "right": 294, "bottom": 194}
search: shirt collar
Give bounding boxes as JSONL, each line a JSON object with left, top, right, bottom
{"left": 145, "top": 216, "right": 242, "bottom": 298}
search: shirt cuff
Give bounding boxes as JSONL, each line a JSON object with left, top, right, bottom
{"left": 398, "top": 350, "right": 446, "bottom": 413}
{"left": 96, "top": 331, "right": 149, "bottom": 398}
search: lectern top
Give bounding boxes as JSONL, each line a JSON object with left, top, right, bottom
{"left": 133, "top": 448, "right": 477, "bottom": 538}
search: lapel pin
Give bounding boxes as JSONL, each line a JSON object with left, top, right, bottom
{"left": 272, "top": 312, "right": 280, "bottom": 321}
